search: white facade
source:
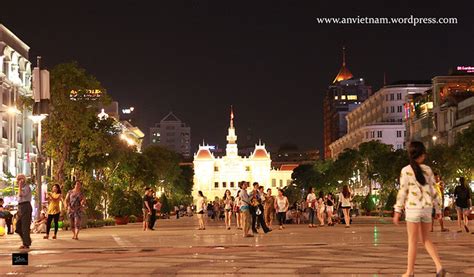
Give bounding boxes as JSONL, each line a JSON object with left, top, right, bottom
{"left": 0, "top": 25, "right": 35, "bottom": 178}
{"left": 192, "top": 110, "right": 293, "bottom": 200}
{"left": 329, "top": 83, "right": 431, "bottom": 158}
{"left": 150, "top": 112, "right": 191, "bottom": 157}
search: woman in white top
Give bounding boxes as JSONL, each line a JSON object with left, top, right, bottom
{"left": 196, "top": 191, "right": 206, "bottom": 230}
{"left": 393, "top": 141, "right": 444, "bottom": 277}
{"left": 234, "top": 190, "right": 242, "bottom": 230}
{"left": 317, "top": 191, "right": 326, "bottom": 227}
{"left": 306, "top": 187, "right": 317, "bottom": 228}
{"left": 274, "top": 189, "right": 289, "bottom": 230}
{"left": 339, "top": 185, "right": 352, "bottom": 228}
{"left": 223, "top": 189, "right": 234, "bottom": 230}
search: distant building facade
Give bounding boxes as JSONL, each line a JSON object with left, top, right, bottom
{"left": 406, "top": 69, "right": 474, "bottom": 148}
{"left": 0, "top": 24, "right": 35, "bottom": 178}
{"left": 192, "top": 109, "right": 294, "bottom": 200}
{"left": 329, "top": 82, "right": 431, "bottom": 158}
{"left": 323, "top": 47, "right": 372, "bottom": 158}
{"left": 149, "top": 112, "right": 191, "bottom": 157}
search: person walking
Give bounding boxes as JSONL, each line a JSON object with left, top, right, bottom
{"left": 393, "top": 141, "right": 445, "bottom": 277}
{"left": 196, "top": 191, "right": 206, "bottom": 230}
{"left": 317, "top": 190, "right": 326, "bottom": 226}
{"left": 250, "top": 182, "right": 271, "bottom": 234}
{"left": 339, "top": 185, "right": 353, "bottom": 228}
{"left": 15, "top": 174, "right": 32, "bottom": 249}
{"left": 43, "top": 184, "right": 62, "bottom": 239}
{"left": 326, "top": 193, "right": 335, "bottom": 226}
{"left": 65, "top": 180, "right": 86, "bottom": 240}
{"left": 234, "top": 190, "right": 242, "bottom": 230}
{"left": 306, "top": 187, "right": 317, "bottom": 228}
{"left": 223, "top": 189, "right": 234, "bottom": 230}
{"left": 454, "top": 176, "right": 472, "bottom": 233}
{"left": 431, "top": 173, "right": 449, "bottom": 232}
{"left": 274, "top": 189, "right": 289, "bottom": 230}
{"left": 239, "top": 182, "right": 253, "bottom": 237}
{"left": 264, "top": 188, "right": 275, "bottom": 229}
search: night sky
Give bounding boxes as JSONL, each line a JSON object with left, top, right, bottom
{"left": 2, "top": 1, "right": 473, "bottom": 154}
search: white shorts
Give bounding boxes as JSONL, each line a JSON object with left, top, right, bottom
{"left": 326, "top": 206, "right": 333, "bottom": 213}
{"left": 405, "top": 208, "right": 432, "bottom": 223}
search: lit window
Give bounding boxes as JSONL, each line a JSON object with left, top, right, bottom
{"left": 347, "top": 95, "right": 357, "bottom": 100}
{"left": 341, "top": 95, "right": 346, "bottom": 100}
{"left": 334, "top": 96, "right": 338, "bottom": 100}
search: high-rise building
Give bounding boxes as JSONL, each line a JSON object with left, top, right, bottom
{"left": 149, "top": 112, "right": 191, "bottom": 157}
{"left": 0, "top": 24, "right": 35, "bottom": 178}
{"left": 323, "top": 47, "right": 372, "bottom": 158}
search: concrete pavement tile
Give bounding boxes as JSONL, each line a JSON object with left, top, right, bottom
{"left": 34, "top": 266, "right": 101, "bottom": 274}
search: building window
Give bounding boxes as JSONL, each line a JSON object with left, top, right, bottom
{"left": 347, "top": 95, "right": 357, "bottom": 100}
{"left": 397, "top": 93, "right": 402, "bottom": 100}
{"left": 245, "top": 166, "right": 250, "bottom": 171}
{"left": 371, "top": 131, "right": 375, "bottom": 138}
{"left": 366, "top": 132, "right": 369, "bottom": 139}
{"left": 272, "top": 179, "right": 276, "bottom": 187}
{"left": 279, "top": 180, "right": 283, "bottom": 187}
{"left": 397, "top": 106, "right": 403, "bottom": 113}
{"left": 377, "top": 131, "right": 382, "bottom": 138}
{"left": 404, "top": 131, "right": 407, "bottom": 137}
{"left": 214, "top": 166, "right": 219, "bottom": 172}
{"left": 385, "top": 95, "right": 388, "bottom": 101}
{"left": 222, "top": 182, "right": 227, "bottom": 188}
{"left": 340, "top": 95, "right": 346, "bottom": 100}
{"left": 385, "top": 107, "right": 389, "bottom": 113}
{"left": 396, "top": 130, "right": 402, "bottom": 137}
{"left": 391, "top": 106, "right": 395, "bottom": 113}
{"left": 396, "top": 144, "right": 403, "bottom": 150}
{"left": 230, "top": 182, "right": 235, "bottom": 188}
{"left": 214, "top": 182, "right": 219, "bottom": 188}
{"left": 390, "top": 94, "right": 394, "bottom": 101}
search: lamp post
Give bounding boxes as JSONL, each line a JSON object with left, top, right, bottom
{"left": 30, "top": 114, "right": 46, "bottom": 219}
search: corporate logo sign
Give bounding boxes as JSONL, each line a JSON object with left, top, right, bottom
{"left": 12, "top": 253, "right": 28, "bottom": 265}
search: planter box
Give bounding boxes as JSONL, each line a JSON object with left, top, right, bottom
{"left": 114, "top": 216, "right": 129, "bottom": 225}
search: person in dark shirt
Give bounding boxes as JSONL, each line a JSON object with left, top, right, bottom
{"left": 454, "top": 177, "right": 472, "bottom": 233}
{"left": 142, "top": 187, "right": 153, "bottom": 231}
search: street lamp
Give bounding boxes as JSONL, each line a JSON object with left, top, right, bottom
{"left": 29, "top": 114, "right": 47, "bottom": 219}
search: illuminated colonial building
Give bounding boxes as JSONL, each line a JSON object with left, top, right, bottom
{"left": 329, "top": 82, "right": 431, "bottom": 158}
{"left": 0, "top": 24, "right": 35, "bottom": 178}
{"left": 192, "top": 109, "right": 294, "bottom": 200}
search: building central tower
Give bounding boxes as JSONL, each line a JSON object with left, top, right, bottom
{"left": 226, "top": 106, "right": 238, "bottom": 157}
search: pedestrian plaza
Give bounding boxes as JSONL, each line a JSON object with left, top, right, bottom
{"left": 1, "top": 216, "right": 473, "bottom": 276}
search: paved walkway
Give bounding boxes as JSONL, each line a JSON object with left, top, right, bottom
{"left": 0, "top": 216, "right": 473, "bottom": 276}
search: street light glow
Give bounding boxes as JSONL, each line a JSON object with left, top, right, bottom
{"left": 29, "top": 114, "right": 47, "bottom": 123}
{"left": 6, "top": 106, "right": 21, "bottom": 115}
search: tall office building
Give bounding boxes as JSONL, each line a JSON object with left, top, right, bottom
{"left": 149, "top": 112, "right": 191, "bottom": 157}
{"left": 323, "top": 47, "right": 372, "bottom": 158}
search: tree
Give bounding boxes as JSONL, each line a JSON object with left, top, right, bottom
{"left": 43, "top": 62, "right": 112, "bottom": 184}
{"left": 426, "top": 144, "right": 457, "bottom": 185}
{"left": 453, "top": 123, "right": 474, "bottom": 181}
